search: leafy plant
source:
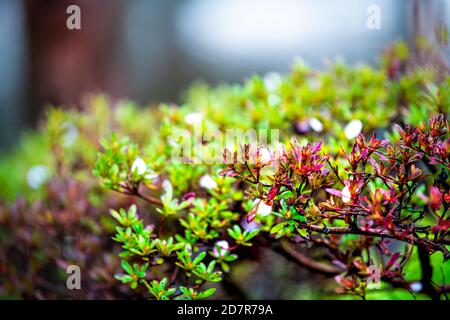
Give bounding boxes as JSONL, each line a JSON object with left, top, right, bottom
{"left": 0, "top": 41, "right": 449, "bottom": 300}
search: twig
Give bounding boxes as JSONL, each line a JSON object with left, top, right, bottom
{"left": 273, "top": 241, "right": 342, "bottom": 276}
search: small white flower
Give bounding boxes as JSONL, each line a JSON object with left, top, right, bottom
{"left": 341, "top": 186, "right": 352, "bottom": 203}
{"left": 273, "top": 143, "right": 286, "bottom": 160}
{"left": 212, "top": 240, "right": 229, "bottom": 257}
{"left": 199, "top": 174, "right": 217, "bottom": 190}
{"left": 259, "top": 147, "right": 272, "bottom": 164}
{"left": 264, "top": 72, "right": 282, "bottom": 92}
{"left": 253, "top": 199, "right": 272, "bottom": 216}
{"left": 344, "top": 119, "right": 363, "bottom": 140}
{"left": 27, "top": 165, "right": 51, "bottom": 189}
{"left": 61, "top": 122, "right": 79, "bottom": 147}
{"left": 410, "top": 281, "right": 423, "bottom": 293}
{"left": 241, "top": 219, "right": 259, "bottom": 232}
{"left": 267, "top": 94, "right": 281, "bottom": 106}
{"left": 308, "top": 117, "right": 324, "bottom": 133}
{"left": 131, "top": 158, "right": 147, "bottom": 175}
{"left": 184, "top": 112, "right": 203, "bottom": 125}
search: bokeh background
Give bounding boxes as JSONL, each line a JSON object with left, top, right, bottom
{"left": 0, "top": 0, "right": 449, "bottom": 151}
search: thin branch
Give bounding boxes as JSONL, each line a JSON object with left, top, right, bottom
{"left": 273, "top": 241, "right": 342, "bottom": 276}
{"left": 136, "top": 192, "right": 163, "bottom": 206}
{"left": 111, "top": 185, "right": 163, "bottom": 206}
{"left": 297, "top": 222, "right": 449, "bottom": 255}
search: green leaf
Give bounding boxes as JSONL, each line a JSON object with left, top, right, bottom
{"left": 121, "top": 260, "right": 134, "bottom": 275}
{"left": 244, "top": 229, "right": 259, "bottom": 241}
{"left": 297, "top": 227, "right": 308, "bottom": 238}
{"left": 207, "top": 261, "right": 216, "bottom": 273}
{"left": 110, "top": 209, "right": 122, "bottom": 223}
{"left": 179, "top": 286, "right": 190, "bottom": 296}
{"left": 198, "top": 288, "right": 216, "bottom": 299}
{"left": 270, "top": 222, "right": 286, "bottom": 234}
{"left": 193, "top": 251, "right": 207, "bottom": 265}
{"left": 115, "top": 274, "right": 133, "bottom": 283}
{"left": 160, "top": 277, "right": 168, "bottom": 289}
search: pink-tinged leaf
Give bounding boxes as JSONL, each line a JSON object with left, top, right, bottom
{"left": 267, "top": 184, "right": 280, "bottom": 201}
{"left": 369, "top": 157, "right": 380, "bottom": 174}
{"left": 183, "top": 192, "right": 196, "bottom": 202}
{"left": 247, "top": 204, "right": 258, "bottom": 223}
{"left": 429, "top": 157, "right": 440, "bottom": 165}
{"left": 313, "top": 163, "right": 324, "bottom": 171}
{"left": 335, "top": 275, "right": 355, "bottom": 289}
{"left": 360, "top": 149, "right": 368, "bottom": 159}
{"left": 356, "top": 134, "right": 365, "bottom": 147}
{"left": 377, "top": 152, "right": 387, "bottom": 161}
{"left": 409, "top": 152, "right": 424, "bottom": 163}
{"left": 377, "top": 239, "right": 392, "bottom": 255}
{"left": 429, "top": 186, "right": 443, "bottom": 211}
{"left": 332, "top": 259, "right": 347, "bottom": 270}
{"left": 247, "top": 212, "right": 256, "bottom": 223}
{"left": 394, "top": 124, "right": 405, "bottom": 137}
{"left": 325, "top": 188, "right": 343, "bottom": 198}
{"left": 379, "top": 139, "right": 390, "bottom": 148}
{"left": 218, "top": 168, "right": 239, "bottom": 177}
{"left": 340, "top": 146, "right": 348, "bottom": 160}
{"left": 386, "top": 252, "right": 400, "bottom": 270}
{"left": 311, "top": 140, "right": 323, "bottom": 154}
{"left": 410, "top": 164, "right": 423, "bottom": 180}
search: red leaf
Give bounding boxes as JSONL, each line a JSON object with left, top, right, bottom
{"left": 386, "top": 252, "right": 400, "bottom": 270}
{"left": 267, "top": 184, "right": 280, "bottom": 201}
{"left": 429, "top": 186, "right": 443, "bottom": 211}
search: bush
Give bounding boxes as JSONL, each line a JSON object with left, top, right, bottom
{"left": 0, "top": 42, "right": 449, "bottom": 299}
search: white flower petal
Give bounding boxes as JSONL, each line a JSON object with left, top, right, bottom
{"left": 268, "top": 94, "right": 281, "bottom": 106}
{"left": 344, "top": 119, "right": 363, "bottom": 139}
{"left": 264, "top": 72, "right": 282, "bottom": 92}
{"left": 212, "top": 240, "right": 229, "bottom": 257}
{"left": 308, "top": 117, "right": 324, "bottom": 132}
{"left": 241, "top": 219, "right": 259, "bottom": 232}
{"left": 253, "top": 199, "right": 272, "bottom": 216}
{"left": 341, "top": 186, "right": 351, "bottom": 203}
{"left": 131, "top": 158, "right": 147, "bottom": 175}
{"left": 27, "top": 165, "right": 51, "bottom": 189}
{"left": 259, "top": 147, "right": 272, "bottom": 164}
{"left": 184, "top": 112, "right": 203, "bottom": 125}
{"left": 61, "top": 122, "right": 79, "bottom": 147}
{"left": 199, "top": 174, "right": 218, "bottom": 190}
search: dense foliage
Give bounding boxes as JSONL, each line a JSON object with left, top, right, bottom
{"left": 0, "top": 42, "right": 449, "bottom": 299}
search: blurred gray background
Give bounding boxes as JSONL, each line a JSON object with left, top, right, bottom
{"left": 0, "top": 0, "right": 449, "bottom": 151}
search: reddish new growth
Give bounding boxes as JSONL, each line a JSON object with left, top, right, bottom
{"left": 220, "top": 114, "right": 450, "bottom": 299}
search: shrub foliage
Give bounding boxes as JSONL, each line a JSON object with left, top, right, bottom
{"left": 0, "top": 42, "right": 449, "bottom": 299}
